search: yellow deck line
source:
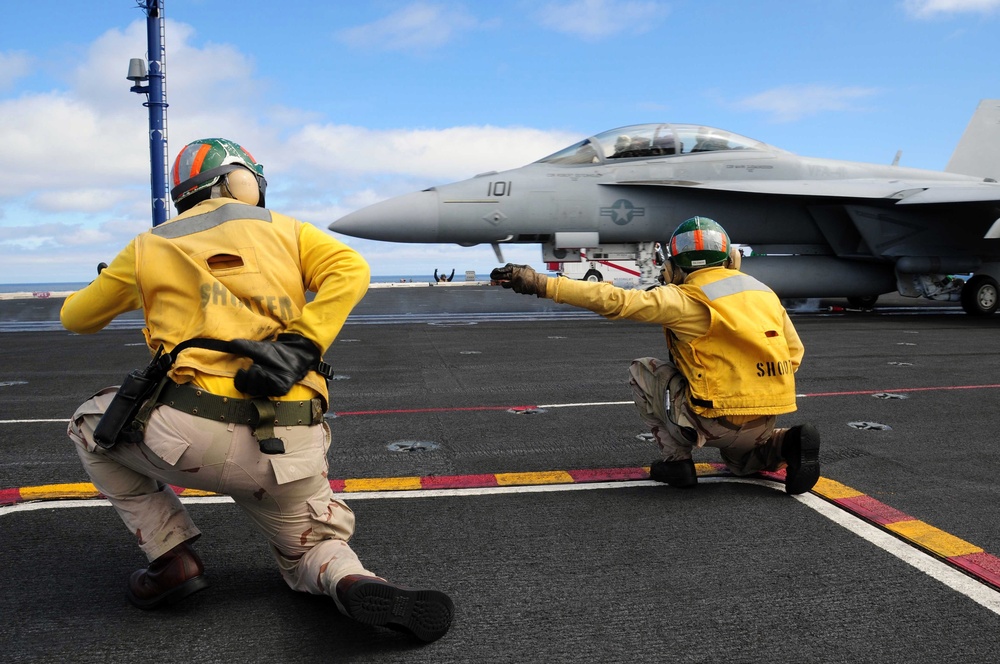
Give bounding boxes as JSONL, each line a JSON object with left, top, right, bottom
{"left": 811, "top": 476, "right": 865, "bottom": 500}
{"left": 343, "top": 476, "right": 423, "bottom": 492}
{"left": 19, "top": 483, "right": 100, "bottom": 500}
{"left": 887, "top": 520, "right": 983, "bottom": 558}
{"left": 495, "top": 470, "right": 574, "bottom": 486}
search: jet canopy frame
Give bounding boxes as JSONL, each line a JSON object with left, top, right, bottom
{"left": 537, "top": 123, "right": 787, "bottom": 166}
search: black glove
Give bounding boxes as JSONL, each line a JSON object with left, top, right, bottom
{"left": 231, "top": 333, "right": 321, "bottom": 397}
{"left": 489, "top": 264, "right": 548, "bottom": 296}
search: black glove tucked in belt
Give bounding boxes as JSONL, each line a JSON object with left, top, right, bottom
{"left": 230, "top": 333, "right": 321, "bottom": 398}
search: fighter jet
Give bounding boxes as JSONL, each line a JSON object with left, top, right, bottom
{"left": 330, "top": 100, "right": 1000, "bottom": 314}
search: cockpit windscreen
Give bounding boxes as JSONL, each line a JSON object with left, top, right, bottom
{"left": 537, "top": 123, "right": 779, "bottom": 165}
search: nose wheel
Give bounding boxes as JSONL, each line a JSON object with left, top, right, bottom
{"left": 960, "top": 275, "right": 999, "bottom": 315}
{"left": 847, "top": 295, "right": 879, "bottom": 310}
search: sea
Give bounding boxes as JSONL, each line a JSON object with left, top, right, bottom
{"left": 0, "top": 274, "right": 492, "bottom": 294}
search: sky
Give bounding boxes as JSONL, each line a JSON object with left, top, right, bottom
{"left": 1, "top": 0, "right": 999, "bottom": 284}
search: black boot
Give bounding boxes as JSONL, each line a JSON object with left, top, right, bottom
{"left": 649, "top": 459, "right": 698, "bottom": 488}
{"left": 336, "top": 575, "right": 454, "bottom": 643}
{"left": 781, "top": 423, "right": 821, "bottom": 495}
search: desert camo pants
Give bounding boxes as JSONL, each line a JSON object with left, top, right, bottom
{"left": 628, "top": 357, "right": 787, "bottom": 476}
{"left": 68, "top": 387, "right": 373, "bottom": 610}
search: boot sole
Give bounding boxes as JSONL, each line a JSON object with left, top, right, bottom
{"left": 649, "top": 460, "right": 698, "bottom": 488}
{"left": 341, "top": 578, "right": 453, "bottom": 643}
{"left": 127, "top": 575, "right": 210, "bottom": 610}
{"left": 785, "top": 423, "right": 820, "bottom": 495}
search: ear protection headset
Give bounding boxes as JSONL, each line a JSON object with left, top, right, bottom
{"left": 221, "top": 168, "right": 261, "bottom": 206}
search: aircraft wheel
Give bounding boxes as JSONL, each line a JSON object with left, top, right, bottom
{"left": 847, "top": 295, "right": 878, "bottom": 310}
{"left": 583, "top": 269, "right": 603, "bottom": 283}
{"left": 960, "top": 275, "right": 999, "bottom": 316}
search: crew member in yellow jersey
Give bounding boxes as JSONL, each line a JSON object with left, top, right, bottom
{"left": 61, "top": 138, "right": 452, "bottom": 642}
{"left": 490, "top": 216, "right": 820, "bottom": 495}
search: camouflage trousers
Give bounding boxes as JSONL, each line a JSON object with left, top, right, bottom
{"left": 628, "top": 357, "right": 788, "bottom": 476}
{"left": 68, "top": 387, "right": 372, "bottom": 612}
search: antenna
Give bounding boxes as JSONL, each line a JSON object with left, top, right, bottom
{"left": 127, "top": 1, "right": 170, "bottom": 227}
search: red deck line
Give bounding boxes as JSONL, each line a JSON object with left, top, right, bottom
{"left": 950, "top": 552, "right": 1000, "bottom": 589}
{"left": 4, "top": 466, "right": 999, "bottom": 592}
{"left": 834, "top": 495, "right": 913, "bottom": 525}
{"left": 334, "top": 405, "right": 529, "bottom": 416}
{"left": 801, "top": 384, "right": 1000, "bottom": 398}
{"left": 330, "top": 384, "right": 1000, "bottom": 417}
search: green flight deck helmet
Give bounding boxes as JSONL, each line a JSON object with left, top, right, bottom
{"left": 668, "top": 216, "right": 731, "bottom": 271}
{"left": 170, "top": 138, "right": 267, "bottom": 213}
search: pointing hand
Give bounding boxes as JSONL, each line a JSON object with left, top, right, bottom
{"left": 489, "top": 264, "right": 549, "bottom": 296}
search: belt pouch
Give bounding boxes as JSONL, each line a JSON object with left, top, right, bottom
{"left": 94, "top": 370, "right": 162, "bottom": 449}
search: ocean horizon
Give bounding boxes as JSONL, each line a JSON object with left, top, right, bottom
{"left": 0, "top": 274, "right": 493, "bottom": 294}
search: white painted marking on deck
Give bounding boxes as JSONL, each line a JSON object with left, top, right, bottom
{"left": 3, "top": 476, "right": 999, "bottom": 615}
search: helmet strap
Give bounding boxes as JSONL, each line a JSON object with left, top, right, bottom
{"left": 171, "top": 164, "right": 240, "bottom": 202}
{"left": 172, "top": 164, "right": 266, "bottom": 209}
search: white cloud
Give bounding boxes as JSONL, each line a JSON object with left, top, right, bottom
{"left": 282, "top": 124, "right": 579, "bottom": 182}
{"left": 0, "top": 51, "right": 33, "bottom": 91}
{"left": 734, "top": 85, "right": 881, "bottom": 123}
{"left": 70, "top": 21, "right": 261, "bottom": 113}
{"left": 60, "top": 227, "right": 115, "bottom": 246}
{"left": 34, "top": 189, "right": 135, "bottom": 214}
{"left": 903, "top": 0, "right": 1000, "bottom": 17}
{"left": 336, "top": 2, "right": 482, "bottom": 52}
{"left": 0, "top": 19, "right": 266, "bottom": 200}
{"left": 0, "top": 92, "right": 148, "bottom": 196}
{"left": 0, "top": 15, "right": 584, "bottom": 283}
{"left": 0, "top": 17, "right": 280, "bottom": 280}
{"left": 1, "top": 236, "right": 54, "bottom": 251}
{"left": 536, "top": 0, "right": 668, "bottom": 39}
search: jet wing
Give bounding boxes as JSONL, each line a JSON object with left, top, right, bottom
{"left": 892, "top": 185, "right": 1000, "bottom": 205}
{"left": 608, "top": 179, "right": 1000, "bottom": 204}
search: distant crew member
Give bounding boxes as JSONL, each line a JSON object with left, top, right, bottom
{"left": 490, "top": 216, "right": 820, "bottom": 493}
{"left": 61, "top": 137, "right": 453, "bottom": 642}
{"left": 435, "top": 268, "right": 455, "bottom": 282}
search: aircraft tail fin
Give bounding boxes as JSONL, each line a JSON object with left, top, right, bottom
{"left": 945, "top": 99, "right": 1000, "bottom": 181}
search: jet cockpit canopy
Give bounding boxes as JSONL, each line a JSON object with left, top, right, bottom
{"left": 537, "top": 123, "right": 785, "bottom": 165}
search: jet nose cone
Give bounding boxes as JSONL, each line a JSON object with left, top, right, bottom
{"left": 329, "top": 190, "right": 440, "bottom": 242}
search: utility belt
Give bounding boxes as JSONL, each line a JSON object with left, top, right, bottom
{"left": 93, "top": 337, "right": 331, "bottom": 455}
{"left": 158, "top": 381, "right": 325, "bottom": 454}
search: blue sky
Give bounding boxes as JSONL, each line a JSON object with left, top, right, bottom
{"left": 1, "top": 0, "right": 998, "bottom": 283}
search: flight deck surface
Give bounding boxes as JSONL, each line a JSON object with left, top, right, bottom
{"left": 2, "top": 285, "right": 999, "bottom": 663}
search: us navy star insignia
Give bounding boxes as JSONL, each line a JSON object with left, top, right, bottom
{"left": 600, "top": 199, "right": 645, "bottom": 226}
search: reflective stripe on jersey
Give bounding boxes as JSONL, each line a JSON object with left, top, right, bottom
{"left": 700, "top": 273, "right": 772, "bottom": 301}
{"left": 152, "top": 204, "right": 272, "bottom": 239}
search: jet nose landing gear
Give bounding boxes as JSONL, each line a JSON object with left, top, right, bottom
{"left": 960, "top": 275, "right": 999, "bottom": 315}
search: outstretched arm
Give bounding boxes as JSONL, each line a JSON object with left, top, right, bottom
{"left": 491, "top": 263, "right": 708, "bottom": 337}
{"left": 60, "top": 241, "right": 142, "bottom": 334}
